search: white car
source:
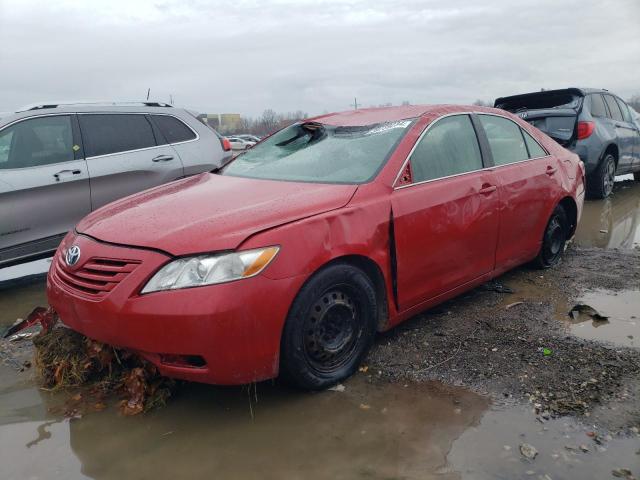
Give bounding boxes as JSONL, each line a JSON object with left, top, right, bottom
{"left": 227, "top": 137, "right": 256, "bottom": 151}
{"left": 237, "top": 134, "right": 261, "bottom": 143}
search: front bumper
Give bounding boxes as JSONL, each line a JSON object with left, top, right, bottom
{"left": 47, "top": 233, "right": 305, "bottom": 385}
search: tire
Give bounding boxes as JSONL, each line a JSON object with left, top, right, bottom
{"left": 634, "top": 171, "right": 640, "bottom": 182}
{"left": 280, "top": 263, "right": 377, "bottom": 390}
{"left": 586, "top": 153, "right": 616, "bottom": 199}
{"left": 534, "top": 205, "right": 569, "bottom": 269}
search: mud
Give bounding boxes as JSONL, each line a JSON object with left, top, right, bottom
{"left": 368, "top": 246, "right": 640, "bottom": 430}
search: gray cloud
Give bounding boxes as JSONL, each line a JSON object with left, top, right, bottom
{"left": 1, "top": 0, "right": 638, "bottom": 117}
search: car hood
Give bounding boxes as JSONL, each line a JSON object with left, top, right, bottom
{"left": 76, "top": 173, "right": 357, "bottom": 256}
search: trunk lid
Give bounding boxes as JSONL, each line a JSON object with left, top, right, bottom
{"left": 495, "top": 88, "right": 584, "bottom": 146}
{"left": 76, "top": 173, "right": 357, "bottom": 256}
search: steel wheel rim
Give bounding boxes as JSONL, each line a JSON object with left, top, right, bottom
{"left": 547, "top": 217, "right": 564, "bottom": 256}
{"left": 303, "top": 287, "right": 361, "bottom": 373}
{"left": 603, "top": 157, "right": 615, "bottom": 196}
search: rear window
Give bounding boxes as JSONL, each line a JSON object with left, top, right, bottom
{"left": 79, "top": 114, "right": 157, "bottom": 157}
{"left": 152, "top": 115, "right": 196, "bottom": 143}
{"left": 522, "top": 129, "right": 547, "bottom": 158}
{"left": 590, "top": 94, "right": 608, "bottom": 118}
{"left": 222, "top": 120, "right": 413, "bottom": 184}
{"left": 496, "top": 91, "right": 582, "bottom": 112}
{"left": 479, "top": 115, "right": 529, "bottom": 166}
{"left": 615, "top": 98, "right": 633, "bottom": 123}
{"left": 603, "top": 95, "right": 624, "bottom": 122}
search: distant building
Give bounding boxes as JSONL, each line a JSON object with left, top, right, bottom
{"left": 198, "top": 113, "right": 242, "bottom": 133}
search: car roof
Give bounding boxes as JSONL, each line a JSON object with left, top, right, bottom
{"left": 306, "top": 104, "right": 507, "bottom": 126}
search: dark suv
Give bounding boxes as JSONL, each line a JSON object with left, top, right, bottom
{"left": 495, "top": 88, "right": 640, "bottom": 198}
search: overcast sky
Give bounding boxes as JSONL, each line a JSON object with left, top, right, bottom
{"left": 1, "top": 0, "right": 639, "bottom": 117}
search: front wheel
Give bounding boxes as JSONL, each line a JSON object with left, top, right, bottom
{"left": 587, "top": 153, "right": 616, "bottom": 199}
{"left": 280, "top": 263, "right": 377, "bottom": 390}
{"left": 534, "top": 205, "right": 569, "bottom": 268}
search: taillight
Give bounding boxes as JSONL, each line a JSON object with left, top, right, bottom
{"left": 221, "top": 137, "right": 231, "bottom": 151}
{"left": 577, "top": 121, "right": 595, "bottom": 140}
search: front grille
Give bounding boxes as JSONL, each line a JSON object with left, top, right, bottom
{"left": 54, "top": 256, "right": 140, "bottom": 297}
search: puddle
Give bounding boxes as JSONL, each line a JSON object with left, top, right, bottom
{"left": 449, "top": 406, "right": 640, "bottom": 480}
{"left": 0, "top": 279, "right": 47, "bottom": 328}
{"left": 574, "top": 179, "right": 640, "bottom": 249}
{"left": 569, "top": 289, "right": 640, "bottom": 348}
{"left": 0, "top": 374, "right": 490, "bottom": 480}
{"left": 497, "top": 271, "right": 640, "bottom": 349}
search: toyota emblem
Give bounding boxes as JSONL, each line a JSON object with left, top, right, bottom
{"left": 65, "top": 245, "right": 81, "bottom": 266}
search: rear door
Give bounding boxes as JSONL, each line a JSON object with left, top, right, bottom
{"left": 0, "top": 114, "right": 90, "bottom": 263}
{"left": 78, "top": 113, "right": 185, "bottom": 210}
{"left": 477, "top": 114, "right": 560, "bottom": 270}
{"left": 612, "top": 96, "right": 640, "bottom": 172}
{"left": 495, "top": 89, "right": 583, "bottom": 147}
{"left": 148, "top": 114, "right": 214, "bottom": 176}
{"left": 391, "top": 114, "right": 500, "bottom": 310}
{"left": 603, "top": 94, "right": 637, "bottom": 173}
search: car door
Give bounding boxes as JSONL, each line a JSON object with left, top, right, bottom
{"left": 148, "top": 114, "right": 212, "bottom": 177}
{"left": 477, "top": 114, "right": 560, "bottom": 270}
{"left": 613, "top": 97, "right": 640, "bottom": 172}
{"left": 0, "top": 114, "right": 91, "bottom": 264}
{"left": 78, "top": 113, "right": 185, "bottom": 210}
{"left": 391, "top": 114, "right": 500, "bottom": 311}
{"left": 603, "top": 95, "right": 635, "bottom": 173}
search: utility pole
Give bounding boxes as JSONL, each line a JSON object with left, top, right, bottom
{"left": 350, "top": 97, "right": 359, "bottom": 110}
{"left": 169, "top": 94, "right": 173, "bottom": 105}
{"left": 146, "top": 88, "right": 151, "bottom": 100}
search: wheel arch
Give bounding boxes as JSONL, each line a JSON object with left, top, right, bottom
{"left": 602, "top": 143, "right": 619, "bottom": 167}
{"left": 558, "top": 196, "right": 578, "bottom": 237}
{"left": 298, "top": 254, "right": 390, "bottom": 332}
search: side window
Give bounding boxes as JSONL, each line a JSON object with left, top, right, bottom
{"left": 615, "top": 98, "right": 633, "bottom": 123}
{"left": 0, "top": 116, "right": 74, "bottom": 170}
{"left": 603, "top": 95, "right": 624, "bottom": 122}
{"left": 479, "top": 115, "right": 529, "bottom": 166}
{"left": 79, "top": 114, "right": 156, "bottom": 157}
{"left": 409, "top": 115, "right": 483, "bottom": 183}
{"left": 522, "top": 129, "right": 548, "bottom": 158}
{"left": 590, "top": 94, "right": 608, "bottom": 118}
{"left": 152, "top": 115, "right": 196, "bottom": 143}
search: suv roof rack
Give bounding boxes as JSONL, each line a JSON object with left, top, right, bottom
{"left": 21, "top": 101, "right": 173, "bottom": 111}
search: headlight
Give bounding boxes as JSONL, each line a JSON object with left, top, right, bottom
{"left": 141, "top": 246, "right": 279, "bottom": 294}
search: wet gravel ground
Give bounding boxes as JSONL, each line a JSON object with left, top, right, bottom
{"left": 367, "top": 246, "right": 640, "bottom": 433}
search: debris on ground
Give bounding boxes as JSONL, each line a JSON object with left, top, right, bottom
{"left": 328, "top": 383, "right": 346, "bottom": 392}
{"left": 480, "top": 281, "right": 514, "bottom": 294}
{"left": 569, "top": 303, "right": 609, "bottom": 321}
{"left": 519, "top": 443, "right": 538, "bottom": 460}
{"left": 6, "top": 307, "right": 176, "bottom": 416}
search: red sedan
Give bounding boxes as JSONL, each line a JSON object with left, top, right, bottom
{"left": 47, "top": 105, "right": 585, "bottom": 389}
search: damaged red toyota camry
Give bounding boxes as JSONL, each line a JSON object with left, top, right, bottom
{"left": 47, "top": 105, "right": 585, "bottom": 389}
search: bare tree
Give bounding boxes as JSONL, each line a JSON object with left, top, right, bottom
{"left": 472, "top": 99, "right": 492, "bottom": 107}
{"left": 627, "top": 94, "right": 640, "bottom": 112}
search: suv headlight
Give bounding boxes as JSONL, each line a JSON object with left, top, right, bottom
{"left": 141, "top": 246, "right": 279, "bottom": 294}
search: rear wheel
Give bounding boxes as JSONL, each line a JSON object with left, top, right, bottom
{"left": 587, "top": 153, "right": 616, "bottom": 199}
{"left": 280, "top": 263, "right": 377, "bottom": 390}
{"left": 534, "top": 205, "right": 569, "bottom": 268}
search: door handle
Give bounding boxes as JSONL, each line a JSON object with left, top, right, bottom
{"left": 152, "top": 154, "right": 174, "bottom": 162}
{"left": 478, "top": 184, "right": 497, "bottom": 195}
{"left": 53, "top": 169, "right": 81, "bottom": 181}
{"left": 546, "top": 166, "right": 557, "bottom": 176}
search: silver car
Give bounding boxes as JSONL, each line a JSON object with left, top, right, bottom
{"left": 0, "top": 102, "right": 232, "bottom": 267}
